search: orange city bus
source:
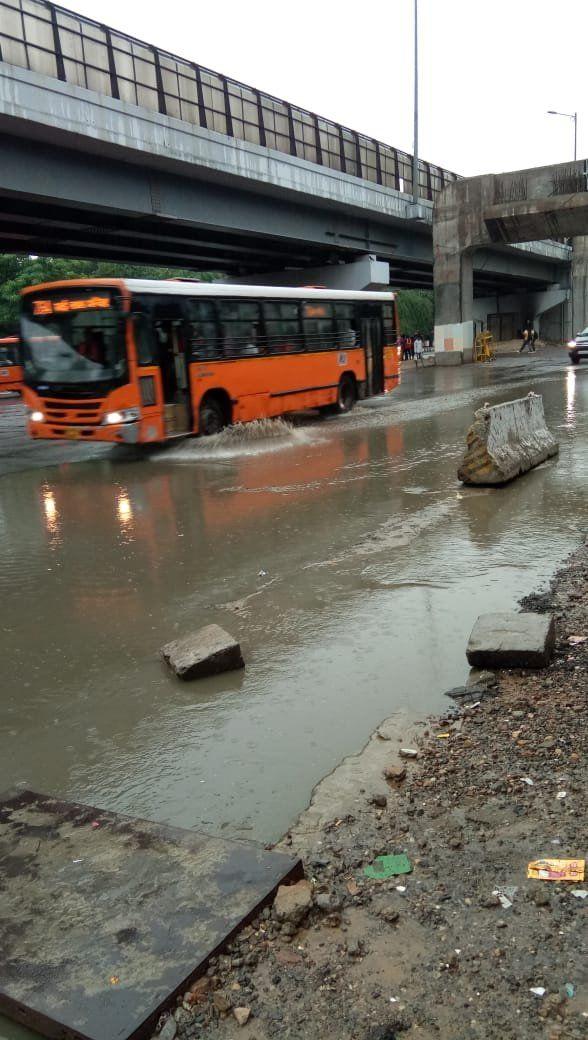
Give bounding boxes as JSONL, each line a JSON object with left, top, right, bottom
{"left": 19, "top": 280, "right": 400, "bottom": 444}
{"left": 0, "top": 336, "right": 24, "bottom": 394}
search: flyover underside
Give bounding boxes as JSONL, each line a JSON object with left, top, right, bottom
{"left": 0, "top": 130, "right": 426, "bottom": 274}
{"left": 0, "top": 133, "right": 563, "bottom": 297}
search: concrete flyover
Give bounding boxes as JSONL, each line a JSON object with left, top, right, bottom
{"left": 0, "top": 0, "right": 571, "bottom": 307}
{"left": 434, "top": 160, "right": 588, "bottom": 360}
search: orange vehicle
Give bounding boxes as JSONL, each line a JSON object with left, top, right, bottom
{"left": 0, "top": 336, "right": 24, "bottom": 394}
{"left": 20, "top": 280, "right": 400, "bottom": 444}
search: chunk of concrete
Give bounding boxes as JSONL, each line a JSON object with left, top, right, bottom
{"left": 466, "top": 612, "right": 555, "bottom": 669}
{"left": 161, "top": 624, "right": 244, "bottom": 680}
{"left": 458, "top": 393, "right": 558, "bottom": 485}
{"left": 273, "top": 879, "right": 313, "bottom": 925}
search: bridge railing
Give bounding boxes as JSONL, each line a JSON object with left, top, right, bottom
{"left": 0, "top": 0, "right": 459, "bottom": 202}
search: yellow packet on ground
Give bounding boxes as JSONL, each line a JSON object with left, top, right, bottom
{"left": 527, "top": 858, "right": 585, "bottom": 882}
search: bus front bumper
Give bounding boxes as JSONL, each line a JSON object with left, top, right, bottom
{"left": 28, "top": 421, "right": 140, "bottom": 444}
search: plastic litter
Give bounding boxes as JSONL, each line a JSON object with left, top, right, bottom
{"left": 571, "top": 889, "right": 588, "bottom": 899}
{"left": 567, "top": 635, "right": 586, "bottom": 644}
{"left": 527, "top": 858, "right": 585, "bottom": 882}
{"left": 556, "top": 791, "right": 567, "bottom": 800}
{"left": 530, "top": 987, "right": 546, "bottom": 997}
{"left": 258, "top": 569, "right": 268, "bottom": 577}
{"left": 564, "top": 983, "right": 575, "bottom": 998}
{"left": 493, "top": 885, "right": 517, "bottom": 909}
{"left": 399, "top": 748, "right": 418, "bottom": 759}
{"left": 520, "top": 777, "right": 534, "bottom": 786}
{"left": 436, "top": 733, "right": 450, "bottom": 739}
{"left": 396, "top": 885, "right": 407, "bottom": 893}
{"left": 364, "top": 854, "right": 412, "bottom": 880}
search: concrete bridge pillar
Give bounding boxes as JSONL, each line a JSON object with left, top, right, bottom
{"left": 432, "top": 183, "right": 475, "bottom": 363}
{"left": 571, "top": 235, "right": 588, "bottom": 336}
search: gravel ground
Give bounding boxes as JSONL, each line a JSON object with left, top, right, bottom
{"left": 158, "top": 540, "right": 587, "bottom": 1040}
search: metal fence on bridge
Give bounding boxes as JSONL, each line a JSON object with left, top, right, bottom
{"left": 0, "top": 0, "right": 459, "bottom": 202}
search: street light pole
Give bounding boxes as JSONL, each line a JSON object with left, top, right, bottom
{"left": 412, "top": 0, "right": 419, "bottom": 205}
{"left": 547, "top": 109, "right": 578, "bottom": 162}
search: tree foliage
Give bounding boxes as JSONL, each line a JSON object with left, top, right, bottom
{"left": 0, "top": 255, "right": 215, "bottom": 331}
{"left": 0, "top": 255, "right": 436, "bottom": 338}
{"left": 396, "top": 289, "right": 434, "bottom": 336}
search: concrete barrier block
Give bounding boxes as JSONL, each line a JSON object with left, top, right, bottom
{"left": 161, "top": 624, "right": 244, "bottom": 680}
{"left": 466, "top": 612, "right": 555, "bottom": 669}
{"left": 458, "top": 392, "right": 558, "bottom": 485}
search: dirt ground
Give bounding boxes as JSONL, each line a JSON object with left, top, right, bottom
{"left": 162, "top": 540, "right": 587, "bottom": 1040}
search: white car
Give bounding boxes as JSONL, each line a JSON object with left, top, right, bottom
{"left": 568, "top": 329, "right": 588, "bottom": 364}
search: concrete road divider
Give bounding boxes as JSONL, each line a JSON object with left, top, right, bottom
{"left": 458, "top": 392, "right": 558, "bottom": 485}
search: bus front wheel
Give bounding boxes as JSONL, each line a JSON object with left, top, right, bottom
{"left": 199, "top": 395, "right": 227, "bottom": 436}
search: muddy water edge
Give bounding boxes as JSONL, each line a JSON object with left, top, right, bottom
{"left": 204, "top": 538, "right": 588, "bottom": 1040}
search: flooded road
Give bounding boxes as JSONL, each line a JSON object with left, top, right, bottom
{"left": 1, "top": 354, "right": 587, "bottom": 847}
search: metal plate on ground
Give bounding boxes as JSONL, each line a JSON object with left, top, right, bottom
{"left": 0, "top": 790, "right": 301, "bottom": 1040}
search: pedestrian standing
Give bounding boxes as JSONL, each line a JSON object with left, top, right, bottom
{"left": 414, "top": 332, "right": 424, "bottom": 366}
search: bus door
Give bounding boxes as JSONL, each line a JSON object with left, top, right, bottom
{"left": 153, "top": 310, "right": 192, "bottom": 437}
{"left": 361, "top": 313, "right": 385, "bottom": 395}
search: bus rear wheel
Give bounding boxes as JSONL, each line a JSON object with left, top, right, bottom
{"left": 199, "top": 395, "right": 227, "bottom": 436}
{"left": 319, "top": 375, "right": 357, "bottom": 417}
{"left": 336, "top": 374, "right": 356, "bottom": 413}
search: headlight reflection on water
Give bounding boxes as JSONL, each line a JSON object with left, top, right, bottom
{"left": 42, "top": 487, "right": 59, "bottom": 538}
{"left": 116, "top": 490, "right": 134, "bottom": 532}
{"left": 566, "top": 368, "right": 576, "bottom": 425}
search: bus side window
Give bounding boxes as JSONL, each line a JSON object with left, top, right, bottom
{"left": 216, "top": 300, "right": 262, "bottom": 357}
{"left": 186, "top": 299, "right": 221, "bottom": 359}
{"left": 262, "top": 301, "right": 303, "bottom": 354}
{"left": 332, "top": 303, "right": 356, "bottom": 348}
{"left": 302, "top": 302, "right": 334, "bottom": 351}
{"left": 382, "top": 303, "right": 397, "bottom": 343}
{"left": 133, "top": 309, "right": 157, "bottom": 365}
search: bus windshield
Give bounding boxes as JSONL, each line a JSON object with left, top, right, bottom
{"left": 21, "top": 290, "right": 127, "bottom": 387}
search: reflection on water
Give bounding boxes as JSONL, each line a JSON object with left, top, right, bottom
{"left": 566, "top": 368, "right": 576, "bottom": 425}
{"left": 41, "top": 486, "right": 59, "bottom": 536}
{"left": 116, "top": 488, "right": 134, "bottom": 534}
{"left": 0, "top": 365, "right": 586, "bottom": 855}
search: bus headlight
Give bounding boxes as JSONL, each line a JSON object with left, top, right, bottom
{"left": 30, "top": 410, "right": 45, "bottom": 422}
{"left": 103, "top": 408, "right": 140, "bottom": 425}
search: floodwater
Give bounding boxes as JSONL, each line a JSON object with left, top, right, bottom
{"left": 1, "top": 355, "right": 587, "bottom": 854}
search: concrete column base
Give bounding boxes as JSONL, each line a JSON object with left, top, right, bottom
{"left": 435, "top": 351, "right": 464, "bottom": 366}
{"left": 434, "top": 321, "right": 474, "bottom": 363}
